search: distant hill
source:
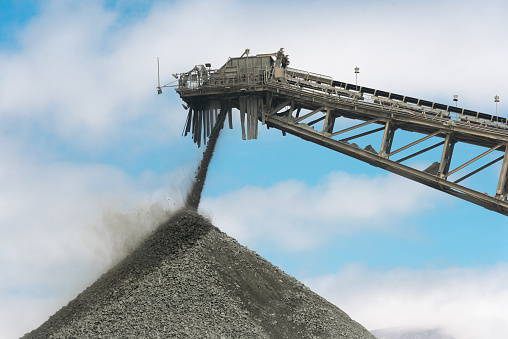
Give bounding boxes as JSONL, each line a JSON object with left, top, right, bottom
{"left": 372, "top": 326, "right": 455, "bottom": 339}
{"left": 23, "top": 209, "right": 375, "bottom": 338}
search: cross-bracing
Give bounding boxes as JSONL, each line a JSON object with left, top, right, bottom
{"left": 169, "top": 48, "right": 508, "bottom": 216}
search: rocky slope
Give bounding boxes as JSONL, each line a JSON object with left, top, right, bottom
{"left": 23, "top": 209, "right": 375, "bottom": 338}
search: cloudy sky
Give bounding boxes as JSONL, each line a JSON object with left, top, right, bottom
{"left": 1, "top": 0, "right": 508, "bottom": 338}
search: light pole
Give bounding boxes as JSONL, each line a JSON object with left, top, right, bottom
{"left": 354, "top": 66, "right": 360, "bottom": 92}
{"left": 453, "top": 95, "right": 458, "bottom": 107}
{"left": 495, "top": 95, "right": 500, "bottom": 121}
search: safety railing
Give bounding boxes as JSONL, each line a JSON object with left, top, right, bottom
{"left": 269, "top": 69, "right": 508, "bottom": 133}
{"left": 177, "top": 66, "right": 270, "bottom": 92}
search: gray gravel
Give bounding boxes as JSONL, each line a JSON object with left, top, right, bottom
{"left": 22, "top": 209, "right": 376, "bottom": 338}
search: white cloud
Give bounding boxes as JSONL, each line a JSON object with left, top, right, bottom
{"left": 0, "top": 1, "right": 185, "bottom": 146}
{"left": 1, "top": 0, "right": 507, "bottom": 147}
{"left": 304, "top": 263, "right": 508, "bottom": 339}
{"left": 200, "top": 171, "right": 444, "bottom": 251}
{"left": 1, "top": 0, "right": 507, "bottom": 337}
{"left": 0, "top": 138, "right": 189, "bottom": 338}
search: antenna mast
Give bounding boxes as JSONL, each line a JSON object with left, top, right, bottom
{"left": 157, "top": 57, "right": 162, "bottom": 95}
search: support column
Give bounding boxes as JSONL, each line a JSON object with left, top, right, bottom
{"left": 239, "top": 97, "right": 247, "bottom": 140}
{"left": 379, "top": 121, "right": 396, "bottom": 158}
{"left": 262, "top": 92, "right": 273, "bottom": 125}
{"left": 322, "top": 108, "right": 335, "bottom": 134}
{"left": 287, "top": 99, "right": 295, "bottom": 122}
{"left": 496, "top": 143, "right": 508, "bottom": 199}
{"left": 438, "top": 133, "right": 455, "bottom": 178}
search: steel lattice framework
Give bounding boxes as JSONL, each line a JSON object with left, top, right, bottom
{"left": 165, "top": 48, "right": 508, "bottom": 217}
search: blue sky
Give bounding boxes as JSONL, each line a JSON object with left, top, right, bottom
{"left": 1, "top": 1, "right": 507, "bottom": 338}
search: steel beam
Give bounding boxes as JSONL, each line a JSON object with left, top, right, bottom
{"left": 265, "top": 115, "right": 508, "bottom": 216}
{"left": 295, "top": 107, "right": 302, "bottom": 119}
{"left": 388, "top": 131, "right": 441, "bottom": 157}
{"left": 395, "top": 141, "right": 445, "bottom": 163}
{"left": 322, "top": 108, "right": 335, "bottom": 133}
{"left": 287, "top": 99, "right": 295, "bottom": 122}
{"left": 379, "top": 121, "right": 397, "bottom": 157}
{"left": 438, "top": 133, "right": 455, "bottom": 178}
{"left": 294, "top": 106, "right": 325, "bottom": 123}
{"left": 496, "top": 144, "right": 508, "bottom": 199}
{"left": 176, "top": 58, "right": 508, "bottom": 216}
{"left": 269, "top": 99, "right": 292, "bottom": 116}
{"left": 339, "top": 127, "right": 386, "bottom": 143}
{"left": 445, "top": 143, "right": 503, "bottom": 178}
{"left": 331, "top": 119, "right": 380, "bottom": 137}
{"left": 454, "top": 155, "right": 505, "bottom": 184}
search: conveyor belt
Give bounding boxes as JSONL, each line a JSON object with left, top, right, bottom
{"left": 173, "top": 50, "right": 508, "bottom": 217}
{"left": 285, "top": 67, "right": 508, "bottom": 126}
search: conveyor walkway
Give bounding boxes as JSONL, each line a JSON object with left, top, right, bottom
{"left": 169, "top": 49, "right": 508, "bottom": 216}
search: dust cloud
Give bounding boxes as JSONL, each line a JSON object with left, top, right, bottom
{"left": 87, "top": 105, "right": 227, "bottom": 271}
{"left": 88, "top": 202, "right": 177, "bottom": 270}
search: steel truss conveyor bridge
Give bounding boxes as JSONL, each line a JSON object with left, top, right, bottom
{"left": 163, "top": 48, "right": 508, "bottom": 217}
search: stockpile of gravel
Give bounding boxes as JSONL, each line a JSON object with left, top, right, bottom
{"left": 23, "top": 209, "right": 375, "bottom": 338}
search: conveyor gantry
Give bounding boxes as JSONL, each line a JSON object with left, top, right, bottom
{"left": 166, "top": 48, "right": 508, "bottom": 217}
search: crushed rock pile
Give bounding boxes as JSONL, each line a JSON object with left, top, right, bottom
{"left": 23, "top": 209, "right": 375, "bottom": 338}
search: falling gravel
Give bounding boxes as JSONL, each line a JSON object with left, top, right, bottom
{"left": 185, "top": 108, "right": 227, "bottom": 210}
{"left": 22, "top": 209, "right": 375, "bottom": 338}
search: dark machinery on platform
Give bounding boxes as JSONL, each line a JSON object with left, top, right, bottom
{"left": 159, "top": 48, "right": 508, "bottom": 217}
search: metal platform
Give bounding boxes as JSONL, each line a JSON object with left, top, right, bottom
{"left": 167, "top": 48, "right": 508, "bottom": 217}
